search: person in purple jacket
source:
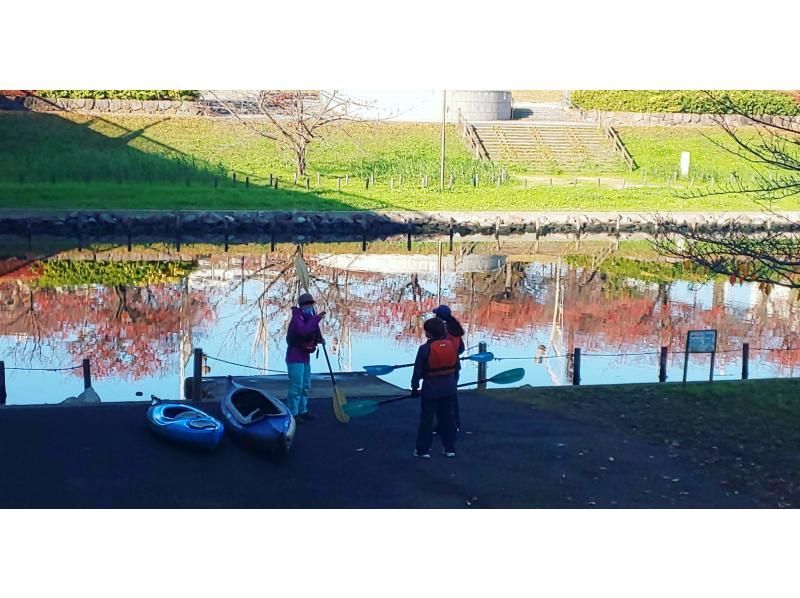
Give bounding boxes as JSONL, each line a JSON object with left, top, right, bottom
{"left": 285, "top": 293, "right": 325, "bottom": 421}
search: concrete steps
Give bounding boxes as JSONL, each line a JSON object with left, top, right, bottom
{"left": 473, "top": 122, "right": 626, "bottom": 172}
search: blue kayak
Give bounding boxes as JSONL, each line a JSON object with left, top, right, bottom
{"left": 220, "top": 377, "right": 295, "bottom": 458}
{"left": 146, "top": 397, "right": 224, "bottom": 451}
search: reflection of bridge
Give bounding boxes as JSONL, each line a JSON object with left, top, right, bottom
{"left": 315, "top": 254, "right": 506, "bottom": 274}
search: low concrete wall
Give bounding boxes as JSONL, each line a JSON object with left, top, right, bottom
{"left": 578, "top": 109, "right": 800, "bottom": 128}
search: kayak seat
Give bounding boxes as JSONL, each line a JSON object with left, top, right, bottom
{"left": 231, "top": 389, "right": 283, "bottom": 424}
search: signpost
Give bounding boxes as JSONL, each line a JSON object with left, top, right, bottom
{"left": 683, "top": 329, "right": 717, "bottom": 382}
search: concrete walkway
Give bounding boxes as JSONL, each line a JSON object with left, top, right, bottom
{"left": 0, "top": 391, "right": 756, "bottom": 508}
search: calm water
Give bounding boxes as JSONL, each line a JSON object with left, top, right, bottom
{"left": 2, "top": 240, "right": 799, "bottom": 405}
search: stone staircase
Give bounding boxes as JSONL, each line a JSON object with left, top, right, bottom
{"left": 472, "top": 122, "right": 626, "bottom": 172}
{"left": 469, "top": 99, "right": 630, "bottom": 172}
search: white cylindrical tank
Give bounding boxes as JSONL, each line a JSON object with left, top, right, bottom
{"left": 325, "top": 90, "right": 512, "bottom": 123}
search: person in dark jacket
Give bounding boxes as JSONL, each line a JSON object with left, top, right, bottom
{"left": 433, "top": 304, "right": 465, "bottom": 430}
{"left": 285, "top": 293, "right": 325, "bottom": 421}
{"left": 411, "top": 317, "right": 458, "bottom": 459}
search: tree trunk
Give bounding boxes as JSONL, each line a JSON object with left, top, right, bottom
{"left": 295, "top": 144, "right": 307, "bottom": 177}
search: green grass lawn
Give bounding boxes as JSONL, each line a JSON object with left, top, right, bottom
{"left": 492, "top": 378, "right": 800, "bottom": 507}
{"left": 0, "top": 111, "right": 794, "bottom": 212}
{"left": 4, "top": 180, "right": 794, "bottom": 211}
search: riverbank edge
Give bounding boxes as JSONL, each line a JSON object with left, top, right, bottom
{"left": 1, "top": 209, "right": 796, "bottom": 239}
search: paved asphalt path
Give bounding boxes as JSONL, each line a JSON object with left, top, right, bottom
{"left": 0, "top": 391, "right": 756, "bottom": 508}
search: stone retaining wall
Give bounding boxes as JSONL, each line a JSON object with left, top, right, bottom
{"left": 1, "top": 211, "right": 797, "bottom": 241}
{"left": 0, "top": 95, "right": 210, "bottom": 116}
{"left": 578, "top": 109, "right": 800, "bottom": 128}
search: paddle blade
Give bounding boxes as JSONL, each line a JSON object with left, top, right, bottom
{"left": 332, "top": 386, "right": 350, "bottom": 423}
{"left": 467, "top": 351, "right": 494, "bottom": 363}
{"left": 342, "top": 400, "right": 380, "bottom": 418}
{"left": 294, "top": 255, "right": 310, "bottom": 292}
{"left": 363, "top": 365, "right": 394, "bottom": 376}
{"left": 489, "top": 367, "right": 526, "bottom": 385}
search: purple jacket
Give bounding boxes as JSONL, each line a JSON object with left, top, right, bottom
{"left": 285, "top": 307, "right": 323, "bottom": 364}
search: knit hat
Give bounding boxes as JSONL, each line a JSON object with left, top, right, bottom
{"left": 298, "top": 293, "right": 315, "bottom": 306}
{"left": 433, "top": 305, "right": 451, "bottom": 319}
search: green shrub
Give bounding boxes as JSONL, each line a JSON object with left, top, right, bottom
{"left": 37, "top": 90, "right": 199, "bottom": 101}
{"left": 34, "top": 260, "right": 195, "bottom": 288}
{"left": 571, "top": 90, "right": 800, "bottom": 115}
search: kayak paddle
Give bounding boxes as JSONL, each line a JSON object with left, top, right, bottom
{"left": 363, "top": 351, "right": 495, "bottom": 376}
{"left": 343, "top": 367, "right": 525, "bottom": 418}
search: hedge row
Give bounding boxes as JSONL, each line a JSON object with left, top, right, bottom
{"left": 36, "top": 90, "right": 199, "bottom": 101}
{"left": 571, "top": 90, "right": 800, "bottom": 115}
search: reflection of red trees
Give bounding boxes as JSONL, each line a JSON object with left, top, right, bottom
{"left": 1, "top": 284, "right": 216, "bottom": 380}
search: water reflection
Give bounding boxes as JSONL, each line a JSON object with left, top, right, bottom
{"left": 1, "top": 240, "right": 799, "bottom": 405}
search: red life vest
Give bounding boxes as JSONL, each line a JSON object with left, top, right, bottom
{"left": 427, "top": 337, "right": 458, "bottom": 377}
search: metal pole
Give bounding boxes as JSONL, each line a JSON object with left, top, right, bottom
{"left": 742, "top": 343, "right": 749, "bottom": 380}
{"left": 440, "top": 90, "right": 447, "bottom": 192}
{"left": 572, "top": 348, "right": 581, "bottom": 385}
{"left": 477, "top": 341, "right": 488, "bottom": 389}
{"left": 437, "top": 241, "right": 443, "bottom": 303}
{"left": 658, "top": 346, "right": 668, "bottom": 383}
{"left": 709, "top": 350, "right": 715, "bottom": 382}
{"left": 82, "top": 358, "right": 91, "bottom": 389}
{"left": 0, "top": 361, "right": 6, "bottom": 405}
{"left": 192, "top": 348, "right": 203, "bottom": 401}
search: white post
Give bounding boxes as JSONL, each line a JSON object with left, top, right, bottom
{"left": 680, "top": 152, "right": 691, "bottom": 177}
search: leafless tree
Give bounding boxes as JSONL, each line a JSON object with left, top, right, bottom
{"left": 209, "top": 90, "right": 373, "bottom": 176}
{"left": 653, "top": 92, "right": 800, "bottom": 289}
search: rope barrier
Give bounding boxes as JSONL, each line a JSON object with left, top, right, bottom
{"left": 582, "top": 351, "right": 659, "bottom": 358}
{"left": 203, "top": 353, "right": 288, "bottom": 374}
{"left": 3, "top": 364, "right": 84, "bottom": 372}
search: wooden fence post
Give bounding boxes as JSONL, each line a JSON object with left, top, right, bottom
{"left": 192, "top": 348, "right": 203, "bottom": 401}
{"left": 0, "top": 361, "right": 6, "bottom": 405}
{"left": 478, "top": 342, "right": 488, "bottom": 389}
{"left": 659, "top": 346, "right": 668, "bottom": 382}
{"left": 82, "top": 358, "right": 92, "bottom": 389}
{"left": 742, "top": 343, "right": 749, "bottom": 380}
{"left": 572, "top": 348, "right": 581, "bottom": 385}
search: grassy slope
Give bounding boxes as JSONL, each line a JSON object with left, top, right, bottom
{"left": 492, "top": 378, "right": 800, "bottom": 507}
{"left": 0, "top": 112, "right": 794, "bottom": 211}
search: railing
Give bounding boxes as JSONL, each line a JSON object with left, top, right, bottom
{"left": 457, "top": 109, "right": 490, "bottom": 161}
{"left": 0, "top": 359, "right": 90, "bottom": 405}
{"left": 604, "top": 124, "right": 636, "bottom": 172}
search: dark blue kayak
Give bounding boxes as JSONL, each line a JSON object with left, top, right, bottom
{"left": 220, "top": 377, "right": 295, "bottom": 458}
{"left": 146, "top": 397, "right": 224, "bottom": 451}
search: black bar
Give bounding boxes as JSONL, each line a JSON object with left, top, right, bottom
{"left": 709, "top": 351, "right": 715, "bottom": 382}
{"left": 232, "top": 173, "right": 237, "bottom": 185}
{"left": 0, "top": 361, "right": 6, "bottom": 405}
{"left": 83, "top": 358, "right": 91, "bottom": 389}
{"left": 449, "top": 225, "right": 454, "bottom": 251}
{"left": 659, "top": 346, "right": 668, "bottom": 382}
{"left": 742, "top": 343, "right": 749, "bottom": 380}
{"left": 192, "top": 348, "right": 203, "bottom": 401}
{"left": 572, "top": 348, "right": 581, "bottom": 385}
{"left": 362, "top": 233, "right": 367, "bottom": 252}
{"left": 407, "top": 230, "right": 412, "bottom": 252}
{"left": 245, "top": 176, "right": 249, "bottom": 189}
{"left": 478, "top": 342, "right": 488, "bottom": 389}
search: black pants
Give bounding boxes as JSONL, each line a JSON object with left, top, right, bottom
{"left": 435, "top": 372, "right": 460, "bottom": 432}
{"left": 416, "top": 394, "right": 457, "bottom": 455}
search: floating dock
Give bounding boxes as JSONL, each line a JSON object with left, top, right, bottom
{"left": 183, "top": 372, "right": 405, "bottom": 401}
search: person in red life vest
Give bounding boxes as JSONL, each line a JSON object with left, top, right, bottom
{"left": 433, "top": 304, "right": 465, "bottom": 430}
{"left": 411, "top": 318, "right": 458, "bottom": 459}
{"left": 285, "top": 293, "right": 325, "bottom": 422}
